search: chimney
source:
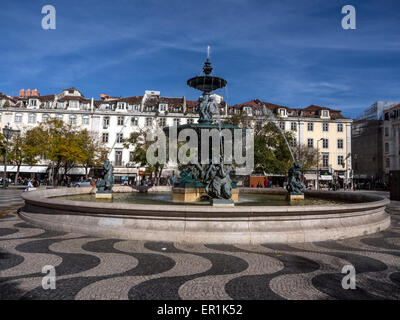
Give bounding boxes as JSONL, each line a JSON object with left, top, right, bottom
{"left": 32, "top": 88, "right": 39, "bottom": 97}
{"left": 26, "top": 88, "right": 31, "bottom": 97}
{"left": 19, "top": 89, "right": 25, "bottom": 98}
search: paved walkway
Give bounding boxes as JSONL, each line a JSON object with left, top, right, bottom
{"left": 0, "top": 189, "right": 399, "bottom": 300}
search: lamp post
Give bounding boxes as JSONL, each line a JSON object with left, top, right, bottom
{"left": 316, "top": 138, "right": 323, "bottom": 190}
{"left": 2, "top": 124, "right": 20, "bottom": 189}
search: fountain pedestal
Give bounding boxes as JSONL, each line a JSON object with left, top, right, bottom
{"left": 95, "top": 192, "right": 113, "bottom": 200}
{"left": 287, "top": 194, "right": 304, "bottom": 202}
{"left": 172, "top": 187, "right": 239, "bottom": 202}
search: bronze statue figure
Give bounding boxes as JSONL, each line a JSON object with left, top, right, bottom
{"left": 96, "top": 160, "right": 114, "bottom": 193}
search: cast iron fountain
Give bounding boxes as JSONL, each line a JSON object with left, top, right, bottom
{"left": 168, "top": 57, "right": 240, "bottom": 205}
{"left": 18, "top": 54, "right": 391, "bottom": 244}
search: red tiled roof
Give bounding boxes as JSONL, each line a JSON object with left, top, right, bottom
{"left": 387, "top": 103, "right": 400, "bottom": 111}
{"left": 304, "top": 104, "right": 342, "bottom": 113}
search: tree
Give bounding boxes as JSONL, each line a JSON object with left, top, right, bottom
{"left": 124, "top": 127, "right": 165, "bottom": 185}
{"left": 28, "top": 119, "right": 88, "bottom": 186}
{"left": 77, "top": 130, "right": 109, "bottom": 178}
{"left": 0, "top": 132, "right": 5, "bottom": 163}
{"left": 6, "top": 130, "right": 42, "bottom": 184}
{"left": 292, "top": 144, "right": 319, "bottom": 173}
{"left": 253, "top": 122, "right": 295, "bottom": 175}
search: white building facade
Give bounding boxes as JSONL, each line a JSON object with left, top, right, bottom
{"left": 1, "top": 88, "right": 352, "bottom": 185}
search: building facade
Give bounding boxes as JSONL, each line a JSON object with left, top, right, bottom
{"left": 351, "top": 101, "right": 400, "bottom": 188}
{"left": 229, "top": 100, "right": 353, "bottom": 187}
{"left": 383, "top": 104, "right": 400, "bottom": 183}
{"left": 1, "top": 88, "right": 352, "bottom": 185}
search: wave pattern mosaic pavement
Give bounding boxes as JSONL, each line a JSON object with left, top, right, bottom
{"left": 0, "top": 191, "right": 399, "bottom": 300}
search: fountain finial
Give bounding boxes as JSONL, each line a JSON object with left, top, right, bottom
{"left": 202, "top": 58, "right": 213, "bottom": 75}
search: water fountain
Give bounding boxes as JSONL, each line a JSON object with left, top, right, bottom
{"left": 18, "top": 54, "right": 391, "bottom": 244}
{"left": 169, "top": 57, "right": 240, "bottom": 205}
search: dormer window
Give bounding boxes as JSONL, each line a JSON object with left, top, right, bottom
{"left": 321, "top": 110, "right": 330, "bottom": 118}
{"left": 133, "top": 105, "right": 140, "bottom": 111}
{"left": 243, "top": 107, "right": 252, "bottom": 116}
{"left": 278, "top": 108, "right": 287, "bottom": 117}
{"left": 29, "top": 99, "right": 37, "bottom": 107}
{"left": 159, "top": 104, "right": 168, "bottom": 112}
{"left": 117, "top": 102, "right": 126, "bottom": 110}
{"left": 69, "top": 100, "right": 78, "bottom": 108}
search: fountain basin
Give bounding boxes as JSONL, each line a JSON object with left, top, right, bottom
{"left": 19, "top": 187, "right": 390, "bottom": 244}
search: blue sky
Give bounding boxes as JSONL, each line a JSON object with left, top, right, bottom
{"left": 0, "top": 0, "right": 400, "bottom": 118}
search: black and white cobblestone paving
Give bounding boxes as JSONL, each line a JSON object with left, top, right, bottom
{"left": 0, "top": 189, "right": 399, "bottom": 300}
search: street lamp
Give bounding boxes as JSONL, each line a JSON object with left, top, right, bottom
{"left": 316, "top": 138, "right": 323, "bottom": 190}
{"left": 2, "top": 124, "right": 20, "bottom": 189}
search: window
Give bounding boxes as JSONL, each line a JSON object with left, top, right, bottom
{"left": 116, "top": 133, "right": 123, "bottom": 143}
{"left": 322, "top": 138, "right": 329, "bottom": 149}
{"left": 103, "top": 116, "right": 110, "bottom": 127}
{"left": 15, "top": 113, "right": 22, "bottom": 123}
{"left": 133, "top": 105, "right": 140, "bottom": 111}
{"left": 322, "top": 123, "right": 329, "bottom": 132}
{"left": 28, "top": 113, "right": 36, "bottom": 123}
{"left": 82, "top": 115, "right": 89, "bottom": 125}
{"left": 145, "top": 106, "right": 153, "bottom": 112}
{"left": 307, "top": 138, "right": 314, "bottom": 148}
{"left": 173, "top": 118, "right": 180, "bottom": 126}
{"left": 384, "top": 127, "right": 389, "bottom": 137}
{"left": 69, "top": 115, "right": 77, "bottom": 125}
{"left": 102, "top": 133, "right": 109, "bottom": 143}
{"left": 131, "top": 117, "right": 138, "bottom": 126}
{"left": 115, "top": 150, "right": 123, "bottom": 166}
{"left": 158, "top": 118, "right": 166, "bottom": 127}
{"left": 322, "top": 153, "right": 329, "bottom": 167}
{"left": 146, "top": 117, "right": 153, "bottom": 126}
{"left": 386, "top": 158, "right": 390, "bottom": 168}
{"left": 159, "top": 104, "right": 168, "bottom": 112}
{"left": 292, "top": 137, "right": 297, "bottom": 146}
{"left": 117, "top": 102, "right": 126, "bottom": 110}
{"left": 338, "top": 155, "right": 344, "bottom": 166}
{"left": 29, "top": 99, "right": 37, "bottom": 107}
{"left": 69, "top": 100, "right": 78, "bottom": 108}
{"left": 337, "top": 123, "right": 343, "bottom": 132}
{"left": 290, "top": 122, "right": 297, "bottom": 131}
{"left": 129, "top": 151, "right": 135, "bottom": 162}
{"left": 337, "top": 139, "right": 343, "bottom": 149}
{"left": 56, "top": 114, "right": 63, "bottom": 121}
{"left": 307, "top": 122, "right": 313, "bottom": 131}
{"left": 279, "top": 108, "right": 287, "bottom": 117}
{"left": 42, "top": 114, "right": 49, "bottom": 123}
{"left": 187, "top": 118, "right": 194, "bottom": 125}
{"left": 117, "top": 116, "right": 124, "bottom": 126}
{"left": 322, "top": 110, "right": 329, "bottom": 118}
{"left": 279, "top": 122, "right": 285, "bottom": 130}
{"left": 385, "top": 143, "right": 389, "bottom": 154}
{"left": 45, "top": 101, "right": 52, "bottom": 109}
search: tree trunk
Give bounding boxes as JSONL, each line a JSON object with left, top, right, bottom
{"left": 14, "top": 163, "right": 21, "bottom": 185}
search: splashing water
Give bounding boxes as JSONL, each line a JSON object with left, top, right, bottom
{"left": 262, "top": 105, "right": 296, "bottom": 163}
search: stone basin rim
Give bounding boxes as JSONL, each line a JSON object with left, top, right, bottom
{"left": 20, "top": 187, "right": 390, "bottom": 216}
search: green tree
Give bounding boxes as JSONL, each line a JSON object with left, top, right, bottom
{"left": 292, "top": 144, "right": 319, "bottom": 173}
{"left": 124, "top": 128, "right": 165, "bottom": 185}
{"left": 77, "top": 130, "right": 109, "bottom": 178}
{"left": 7, "top": 133, "right": 40, "bottom": 184}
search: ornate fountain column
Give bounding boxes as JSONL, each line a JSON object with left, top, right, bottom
{"left": 167, "top": 57, "right": 240, "bottom": 204}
